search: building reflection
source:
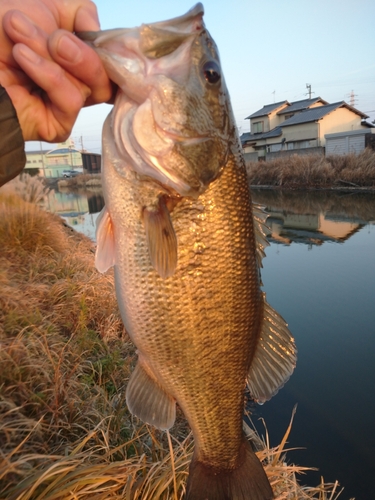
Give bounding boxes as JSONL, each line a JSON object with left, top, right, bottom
{"left": 44, "top": 188, "right": 105, "bottom": 241}
{"left": 266, "top": 210, "right": 362, "bottom": 246}
{"left": 251, "top": 188, "right": 373, "bottom": 246}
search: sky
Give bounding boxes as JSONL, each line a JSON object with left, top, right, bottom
{"left": 26, "top": 0, "right": 375, "bottom": 153}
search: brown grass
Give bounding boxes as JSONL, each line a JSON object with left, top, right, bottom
{"left": 246, "top": 148, "right": 375, "bottom": 188}
{"left": 57, "top": 174, "right": 102, "bottom": 190}
{"left": 0, "top": 191, "right": 349, "bottom": 499}
{"left": 1, "top": 174, "right": 50, "bottom": 204}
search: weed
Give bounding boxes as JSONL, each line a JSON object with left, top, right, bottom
{"left": 246, "top": 148, "right": 375, "bottom": 188}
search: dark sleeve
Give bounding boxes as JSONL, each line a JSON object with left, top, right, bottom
{"left": 0, "top": 85, "right": 26, "bottom": 187}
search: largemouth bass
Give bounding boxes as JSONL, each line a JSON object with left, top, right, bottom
{"left": 79, "top": 4, "right": 296, "bottom": 499}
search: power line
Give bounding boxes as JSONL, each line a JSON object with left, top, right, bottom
{"left": 347, "top": 90, "right": 358, "bottom": 107}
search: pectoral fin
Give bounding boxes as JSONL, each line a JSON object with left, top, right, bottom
{"left": 143, "top": 197, "right": 178, "bottom": 279}
{"left": 248, "top": 295, "right": 297, "bottom": 404}
{"left": 126, "top": 361, "right": 176, "bottom": 430}
{"left": 95, "top": 207, "right": 116, "bottom": 273}
{"left": 252, "top": 203, "right": 270, "bottom": 269}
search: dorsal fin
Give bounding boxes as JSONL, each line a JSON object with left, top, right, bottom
{"left": 95, "top": 207, "right": 116, "bottom": 273}
{"left": 143, "top": 197, "right": 178, "bottom": 278}
{"left": 247, "top": 294, "right": 297, "bottom": 404}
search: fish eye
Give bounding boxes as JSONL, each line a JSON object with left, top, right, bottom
{"left": 202, "top": 61, "right": 221, "bottom": 84}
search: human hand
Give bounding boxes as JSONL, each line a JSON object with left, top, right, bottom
{"left": 0, "top": 0, "right": 113, "bottom": 142}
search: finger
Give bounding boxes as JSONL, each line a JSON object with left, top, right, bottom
{"left": 13, "top": 43, "right": 90, "bottom": 134}
{"left": 52, "top": 0, "right": 101, "bottom": 32}
{"left": 48, "top": 30, "right": 113, "bottom": 106}
{"left": 3, "top": 10, "right": 51, "bottom": 60}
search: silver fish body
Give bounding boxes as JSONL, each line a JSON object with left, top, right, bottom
{"left": 80, "top": 4, "right": 296, "bottom": 499}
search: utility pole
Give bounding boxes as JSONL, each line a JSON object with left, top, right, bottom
{"left": 272, "top": 90, "right": 276, "bottom": 103}
{"left": 39, "top": 141, "right": 45, "bottom": 178}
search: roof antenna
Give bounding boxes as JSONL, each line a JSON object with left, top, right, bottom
{"left": 306, "top": 84, "right": 314, "bottom": 99}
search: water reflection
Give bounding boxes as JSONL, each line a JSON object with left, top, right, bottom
{"left": 250, "top": 188, "right": 375, "bottom": 500}
{"left": 44, "top": 187, "right": 104, "bottom": 240}
{"left": 252, "top": 188, "right": 374, "bottom": 246}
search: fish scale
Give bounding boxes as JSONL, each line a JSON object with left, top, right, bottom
{"left": 109, "top": 147, "right": 262, "bottom": 467}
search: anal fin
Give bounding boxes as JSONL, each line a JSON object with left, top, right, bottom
{"left": 248, "top": 294, "right": 297, "bottom": 404}
{"left": 143, "top": 196, "right": 177, "bottom": 279}
{"left": 126, "top": 360, "right": 176, "bottom": 430}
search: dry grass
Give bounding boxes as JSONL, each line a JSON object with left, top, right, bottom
{"left": 58, "top": 174, "right": 102, "bottom": 189}
{"left": 0, "top": 190, "right": 348, "bottom": 499}
{"left": 246, "top": 148, "right": 375, "bottom": 188}
{"left": 1, "top": 174, "right": 50, "bottom": 204}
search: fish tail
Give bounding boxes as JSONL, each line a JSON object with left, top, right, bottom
{"left": 185, "top": 438, "right": 273, "bottom": 500}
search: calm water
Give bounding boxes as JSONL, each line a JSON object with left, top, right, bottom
{"left": 250, "top": 189, "right": 375, "bottom": 500}
{"left": 47, "top": 187, "right": 375, "bottom": 500}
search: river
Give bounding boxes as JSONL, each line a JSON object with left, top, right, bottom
{"left": 46, "top": 186, "right": 375, "bottom": 500}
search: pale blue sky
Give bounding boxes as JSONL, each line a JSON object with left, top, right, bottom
{"left": 27, "top": 0, "right": 375, "bottom": 153}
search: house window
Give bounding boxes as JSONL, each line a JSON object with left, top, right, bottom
{"left": 252, "top": 121, "right": 263, "bottom": 133}
{"left": 288, "top": 141, "right": 311, "bottom": 150}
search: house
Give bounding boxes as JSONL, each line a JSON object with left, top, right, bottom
{"left": 25, "top": 139, "right": 86, "bottom": 178}
{"left": 24, "top": 148, "right": 50, "bottom": 175}
{"left": 241, "top": 97, "right": 370, "bottom": 161}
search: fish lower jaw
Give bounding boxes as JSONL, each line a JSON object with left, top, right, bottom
{"left": 141, "top": 152, "right": 202, "bottom": 197}
{"left": 156, "top": 124, "right": 209, "bottom": 147}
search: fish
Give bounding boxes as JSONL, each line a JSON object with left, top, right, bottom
{"left": 78, "top": 4, "right": 296, "bottom": 499}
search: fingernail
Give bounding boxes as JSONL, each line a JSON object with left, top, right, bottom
{"left": 18, "top": 44, "right": 41, "bottom": 64}
{"left": 10, "top": 11, "right": 37, "bottom": 38}
{"left": 56, "top": 35, "right": 82, "bottom": 64}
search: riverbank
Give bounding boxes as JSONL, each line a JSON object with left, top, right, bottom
{"left": 246, "top": 148, "right": 375, "bottom": 189}
{"left": 57, "top": 173, "right": 102, "bottom": 189}
{"left": 0, "top": 189, "right": 344, "bottom": 499}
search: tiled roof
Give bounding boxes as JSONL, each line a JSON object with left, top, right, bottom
{"left": 26, "top": 149, "right": 50, "bottom": 154}
{"left": 245, "top": 100, "right": 289, "bottom": 119}
{"left": 281, "top": 102, "right": 368, "bottom": 127}
{"left": 240, "top": 127, "right": 282, "bottom": 144}
{"left": 46, "top": 148, "right": 81, "bottom": 155}
{"left": 277, "top": 97, "right": 328, "bottom": 115}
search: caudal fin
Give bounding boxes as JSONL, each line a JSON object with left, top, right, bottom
{"left": 185, "top": 438, "right": 273, "bottom": 500}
